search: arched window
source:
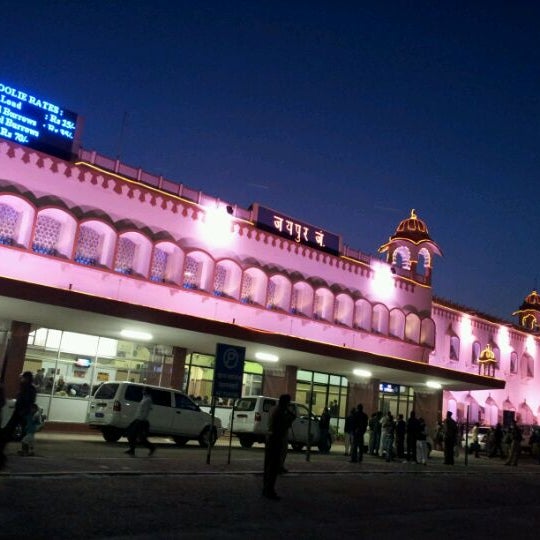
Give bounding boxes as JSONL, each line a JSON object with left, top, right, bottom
{"left": 392, "top": 246, "right": 411, "bottom": 270}
{"left": 313, "top": 287, "right": 334, "bottom": 321}
{"left": 449, "top": 336, "right": 460, "bottom": 361}
{"left": 389, "top": 309, "right": 405, "bottom": 339}
{"left": 151, "top": 242, "right": 184, "bottom": 284}
{"left": 372, "top": 304, "right": 389, "bottom": 335}
{"left": 510, "top": 351, "right": 518, "bottom": 374}
{"left": 354, "top": 299, "right": 372, "bottom": 331}
{"left": 521, "top": 353, "right": 534, "bottom": 379}
{"left": 471, "top": 341, "right": 481, "bottom": 365}
{"left": 417, "top": 248, "right": 431, "bottom": 276}
{"left": 333, "top": 294, "right": 354, "bottom": 326}
{"left": 266, "top": 274, "right": 291, "bottom": 311}
{"left": 405, "top": 313, "right": 421, "bottom": 343}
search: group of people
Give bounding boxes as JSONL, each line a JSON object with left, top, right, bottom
{"left": 343, "top": 407, "right": 432, "bottom": 464}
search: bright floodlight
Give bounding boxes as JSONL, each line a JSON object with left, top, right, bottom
{"left": 120, "top": 329, "right": 153, "bottom": 341}
{"left": 426, "top": 380, "right": 442, "bottom": 389}
{"left": 353, "top": 368, "right": 372, "bottom": 378}
{"left": 255, "top": 352, "right": 279, "bottom": 362}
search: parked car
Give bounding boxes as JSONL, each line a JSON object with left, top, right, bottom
{"left": 0, "top": 398, "right": 18, "bottom": 438}
{"left": 232, "top": 395, "right": 333, "bottom": 452}
{"left": 87, "top": 382, "right": 222, "bottom": 447}
{"left": 461, "top": 426, "right": 491, "bottom": 452}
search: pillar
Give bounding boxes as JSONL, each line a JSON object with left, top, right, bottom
{"left": 347, "top": 379, "right": 379, "bottom": 415}
{"left": 262, "top": 365, "right": 297, "bottom": 398}
{"left": 3, "top": 321, "right": 31, "bottom": 398}
{"left": 170, "top": 346, "right": 187, "bottom": 391}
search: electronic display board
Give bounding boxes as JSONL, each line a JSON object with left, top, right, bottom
{"left": 0, "top": 81, "right": 82, "bottom": 160}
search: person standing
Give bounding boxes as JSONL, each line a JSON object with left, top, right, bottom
{"left": 368, "top": 412, "right": 379, "bottom": 455}
{"left": 395, "top": 413, "right": 406, "bottom": 460}
{"left": 0, "top": 371, "right": 37, "bottom": 466}
{"left": 125, "top": 387, "right": 156, "bottom": 457}
{"left": 350, "top": 404, "right": 368, "bottom": 463}
{"left": 343, "top": 408, "right": 355, "bottom": 457}
{"left": 406, "top": 411, "right": 420, "bottom": 462}
{"left": 505, "top": 422, "right": 523, "bottom": 466}
{"left": 470, "top": 423, "right": 480, "bottom": 458}
{"left": 318, "top": 407, "right": 331, "bottom": 454}
{"left": 489, "top": 423, "right": 504, "bottom": 458}
{"left": 443, "top": 411, "right": 458, "bottom": 465}
{"left": 416, "top": 417, "right": 428, "bottom": 465}
{"left": 263, "top": 394, "right": 296, "bottom": 500}
{"left": 381, "top": 411, "right": 395, "bottom": 462}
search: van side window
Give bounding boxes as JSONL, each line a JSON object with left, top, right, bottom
{"left": 263, "top": 399, "right": 277, "bottom": 412}
{"left": 95, "top": 383, "right": 119, "bottom": 400}
{"left": 175, "top": 393, "right": 199, "bottom": 411}
{"left": 124, "top": 385, "right": 142, "bottom": 402}
{"left": 150, "top": 389, "right": 172, "bottom": 407}
{"left": 296, "top": 404, "right": 310, "bottom": 419}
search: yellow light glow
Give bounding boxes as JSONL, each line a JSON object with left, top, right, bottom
{"left": 353, "top": 368, "right": 372, "bottom": 378}
{"left": 120, "top": 329, "right": 153, "bottom": 341}
{"left": 199, "top": 206, "right": 234, "bottom": 248}
{"left": 371, "top": 261, "right": 395, "bottom": 300}
{"left": 255, "top": 352, "right": 279, "bottom": 362}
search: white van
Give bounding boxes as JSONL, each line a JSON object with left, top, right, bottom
{"left": 87, "top": 382, "right": 222, "bottom": 447}
{"left": 232, "top": 395, "right": 331, "bottom": 451}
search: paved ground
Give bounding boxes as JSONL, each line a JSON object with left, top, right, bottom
{"left": 1, "top": 433, "right": 540, "bottom": 539}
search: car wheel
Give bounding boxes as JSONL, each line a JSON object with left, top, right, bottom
{"left": 198, "top": 427, "right": 217, "bottom": 448}
{"left": 102, "top": 427, "right": 122, "bottom": 443}
{"left": 238, "top": 436, "right": 254, "bottom": 448}
{"left": 291, "top": 442, "right": 304, "bottom": 452}
{"left": 173, "top": 436, "right": 188, "bottom": 447}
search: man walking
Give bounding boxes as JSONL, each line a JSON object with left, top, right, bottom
{"left": 125, "top": 387, "right": 156, "bottom": 457}
{"left": 263, "top": 394, "right": 296, "bottom": 500}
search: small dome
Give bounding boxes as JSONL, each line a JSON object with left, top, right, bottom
{"left": 478, "top": 344, "right": 496, "bottom": 363}
{"left": 519, "top": 290, "right": 540, "bottom": 311}
{"left": 390, "top": 209, "right": 434, "bottom": 244}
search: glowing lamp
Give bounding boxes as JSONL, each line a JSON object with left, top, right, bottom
{"left": 353, "top": 368, "right": 372, "bottom": 378}
{"left": 426, "top": 380, "right": 442, "bottom": 389}
{"left": 255, "top": 352, "right": 279, "bottom": 362}
{"left": 120, "top": 329, "right": 153, "bottom": 341}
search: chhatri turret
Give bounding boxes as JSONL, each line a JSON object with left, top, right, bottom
{"left": 378, "top": 209, "right": 442, "bottom": 286}
{"left": 513, "top": 290, "right": 540, "bottom": 332}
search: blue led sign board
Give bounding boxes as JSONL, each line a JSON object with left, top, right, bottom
{"left": 253, "top": 204, "right": 342, "bottom": 256}
{"left": 0, "top": 81, "right": 81, "bottom": 160}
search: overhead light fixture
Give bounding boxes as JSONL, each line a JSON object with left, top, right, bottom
{"left": 255, "top": 352, "right": 279, "bottom": 362}
{"left": 426, "top": 380, "right": 442, "bottom": 389}
{"left": 120, "top": 329, "right": 153, "bottom": 341}
{"left": 353, "top": 368, "right": 372, "bottom": 378}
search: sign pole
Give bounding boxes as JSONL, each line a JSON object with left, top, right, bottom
{"left": 206, "top": 395, "right": 216, "bottom": 465}
{"left": 227, "top": 402, "right": 236, "bottom": 465}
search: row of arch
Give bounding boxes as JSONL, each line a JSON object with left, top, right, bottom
{"left": 0, "top": 193, "right": 436, "bottom": 347}
{"left": 447, "top": 335, "right": 534, "bottom": 379}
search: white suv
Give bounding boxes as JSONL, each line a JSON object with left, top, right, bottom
{"left": 87, "top": 382, "right": 222, "bottom": 447}
{"left": 232, "top": 395, "right": 332, "bottom": 451}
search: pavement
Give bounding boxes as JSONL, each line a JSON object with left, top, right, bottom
{"left": 2, "top": 431, "right": 539, "bottom": 477}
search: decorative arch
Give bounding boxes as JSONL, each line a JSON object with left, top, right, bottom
{"left": 291, "top": 281, "right": 314, "bottom": 316}
{"left": 510, "top": 351, "right": 518, "bottom": 374}
{"left": 392, "top": 246, "right": 411, "bottom": 270}
{"left": 485, "top": 395, "right": 499, "bottom": 426}
{"left": 241, "top": 267, "right": 268, "bottom": 306}
{"left": 266, "top": 274, "right": 292, "bottom": 311}
{"left": 420, "top": 318, "right": 435, "bottom": 348}
{"left": 518, "top": 401, "right": 534, "bottom": 424}
{"left": 405, "top": 312, "right": 421, "bottom": 343}
{"left": 213, "top": 259, "right": 242, "bottom": 299}
{"left": 449, "top": 335, "right": 460, "bottom": 362}
{"left": 151, "top": 241, "right": 184, "bottom": 284}
{"left": 389, "top": 308, "right": 405, "bottom": 339}
{"left": 471, "top": 341, "right": 481, "bottom": 366}
{"left": 521, "top": 353, "right": 534, "bottom": 379}
{"left": 354, "top": 299, "right": 372, "bottom": 331}
{"left": 33, "top": 207, "right": 77, "bottom": 258}
{"left": 334, "top": 293, "right": 354, "bottom": 326}
{"left": 0, "top": 194, "right": 35, "bottom": 248}
{"left": 313, "top": 287, "right": 334, "bottom": 321}
{"left": 114, "top": 230, "right": 153, "bottom": 277}
{"left": 183, "top": 250, "right": 214, "bottom": 292}
{"left": 372, "top": 304, "right": 389, "bottom": 335}
{"left": 74, "top": 219, "right": 116, "bottom": 268}
{"left": 416, "top": 247, "right": 431, "bottom": 276}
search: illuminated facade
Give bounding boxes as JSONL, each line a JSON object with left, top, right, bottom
{"left": 0, "top": 137, "right": 538, "bottom": 434}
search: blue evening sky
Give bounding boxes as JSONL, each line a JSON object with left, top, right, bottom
{"left": 2, "top": 1, "right": 539, "bottom": 321}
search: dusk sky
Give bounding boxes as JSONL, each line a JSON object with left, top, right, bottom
{"left": 2, "top": 2, "right": 539, "bottom": 322}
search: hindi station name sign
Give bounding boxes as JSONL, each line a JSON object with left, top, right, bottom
{"left": 252, "top": 204, "right": 341, "bottom": 256}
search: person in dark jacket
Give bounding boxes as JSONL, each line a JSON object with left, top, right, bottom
{"left": 443, "top": 411, "right": 458, "bottom": 465}
{"left": 263, "top": 394, "right": 296, "bottom": 500}
{"left": 350, "top": 404, "right": 368, "bottom": 463}
{"left": 406, "top": 411, "right": 420, "bottom": 462}
{"left": 344, "top": 409, "right": 355, "bottom": 456}
{"left": 504, "top": 422, "right": 523, "bottom": 466}
{"left": 395, "top": 413, "right": 406, "bottom": 459}
{"left": 0, "top": 371, "right": 37, "bottom": 467}
{"left": 318, "top": 407, "right": 331, "bottom": 454}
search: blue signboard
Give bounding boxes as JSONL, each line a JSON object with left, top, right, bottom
{"left": 379, "top": 382, "right": 400, "bottom": 394}
{"left": 252, "top": 204, "right": 342, "bottom": 256}
{"left": 0, "top": 81, "right": 81, "bottom": 160}
{"left": 213, "top": 343, "right": 246, "bottom": 399}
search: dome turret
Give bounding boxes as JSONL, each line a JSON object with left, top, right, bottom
{"left": 379, "top": 209, "right": 442, "bottom": 286}
{"left": 513, "top": 290, "right": 540, "bottom": 332}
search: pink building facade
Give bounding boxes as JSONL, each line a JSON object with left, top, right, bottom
{"left": 1, "top": 137, "right": 536, "bottom": 435}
